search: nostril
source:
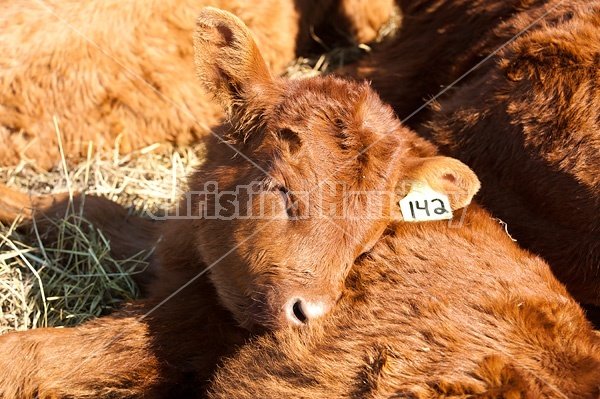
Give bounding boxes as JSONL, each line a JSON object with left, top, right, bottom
{"left": 285, "top": 297, "right": 331, "bottom": 326}
{"left": 292, "top": 300, "right": 308, "bottom": 324}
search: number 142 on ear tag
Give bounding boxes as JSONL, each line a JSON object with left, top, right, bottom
{"left": 399, "top": 183, "right": 453, "bottom": 222}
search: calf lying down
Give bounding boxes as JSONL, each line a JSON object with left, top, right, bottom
{"left": 3, "top": 178, "right": 598, "bottom": 397}
{"left": 0, "top": 0, "right": 394, "bottom": 169}
{"left": 0, "top": 8, "right": 598, "bottom": 399}
{"left": 208, "top": 205, "right": 600, "bottom": 398}
{"left": 348, "top": 0, "right": 600, "bottom": 308}
{"left": 0, "top": 8, "right": 478, "bottom": 398}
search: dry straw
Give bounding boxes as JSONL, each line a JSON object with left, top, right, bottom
{"left": 0, "top": 141, "right": 204, "bottom": 332}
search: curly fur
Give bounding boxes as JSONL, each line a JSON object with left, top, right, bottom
{"left": 347, "top": 0, "right": 600, "bottom": 307}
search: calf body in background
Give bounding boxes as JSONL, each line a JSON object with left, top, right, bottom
{"left": 348, "top": 0, "right": 600, "bottom": 307}
{"left": 0, "top": 0, "right": 395, "bottom": 169}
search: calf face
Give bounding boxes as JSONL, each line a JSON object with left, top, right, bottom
{"left": 184, "top": 8, "right": 480, "bottom": 330}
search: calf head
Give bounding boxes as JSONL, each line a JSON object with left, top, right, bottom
{"left": 190, "top": 8, "right": 480, "bottom": 330}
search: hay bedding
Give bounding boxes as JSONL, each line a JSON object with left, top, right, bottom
{"left": 0, "top": 142, "right": 203, "bottom": 332}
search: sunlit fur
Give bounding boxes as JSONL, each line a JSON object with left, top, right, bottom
{"left": 208, "top": 206, "right": 600, "bottom": 398}
{"left": 0, "top": 8, "right": 597, "bottom": 399}
{"left": 0, "top": 0, "right": 394, "bottom": 169}
{"left": 348, "top": 0, "right": 600, "bottom": 308}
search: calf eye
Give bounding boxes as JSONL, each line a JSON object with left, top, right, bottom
{"left": 277, "top": 128, "right": 302, "bottom": 154}
{"left": 278, "top": 186, "right": 298, "bottom": 219}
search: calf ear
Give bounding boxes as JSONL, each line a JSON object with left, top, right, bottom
{"left": 193, "top": 7, "right": 273, "bottom": 112}
{"left": 395, "top": 156, "right": 481, "bottom": 217}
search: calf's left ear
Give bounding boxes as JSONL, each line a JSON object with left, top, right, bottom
{"left": 395, "top": 156, "right": 481, "bottom": 216}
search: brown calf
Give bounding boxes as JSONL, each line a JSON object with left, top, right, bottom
{"left": 208, "top": 205, "right": 600, "bottom": 398}
{"left": 0, "top": 0, "right": 395, "bottom": 169}
{"left": 348, "top": 0, "right": 600, "bottom": 307}
{"left": 0, "top": 8, "right": 479, "bottom": 398}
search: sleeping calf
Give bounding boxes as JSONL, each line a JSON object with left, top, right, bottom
{"left": 0, "top": 0, "right": 395, "bottom": 169}
{"left": 0, "top": 8, "right": 478, "bottom": 398}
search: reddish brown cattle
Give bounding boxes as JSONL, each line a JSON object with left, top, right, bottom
{"left": 295, "top": 0, "right": 396, "bottom": 47}
{"left": 0, "top": 8, "right": 479, "bottom": 398}
{"left": 208, "top": 205, "right": 600, "bottom": 399}
{"left": 0, "top": 0, "right": 395, "bottom": 169}
{"left": 348, "top": 0, "right": 600, "bottom": 307}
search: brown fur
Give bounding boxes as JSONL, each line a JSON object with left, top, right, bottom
{"left": 0, "top": 8, "right": 597, "bottom": 398}
{"left": 0, "top": 8, "right": 469, "bottom": 397}
{"left": 189, "top": 8, "right": 480, "bottom": 330}
{"left": 294, "top": 0, "right": 396, "bottom": 48}
{"left": 0, "top": 0, "right": 395, "bottom": 169}
{"left": 3, "top": 6, "right": 478, "bottom": 331}
{"left": 208, "top": 206, "right": 600, "bottom": 398}
{"left": 347, "top": 0, "right": 600, "bottom": 306}
{"left": 0, "top": 269, "right": 248, "bottom": 398}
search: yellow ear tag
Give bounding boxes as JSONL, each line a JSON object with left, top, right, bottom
{"left": 399, "top": 182, "right": 452, "bottom": 222}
